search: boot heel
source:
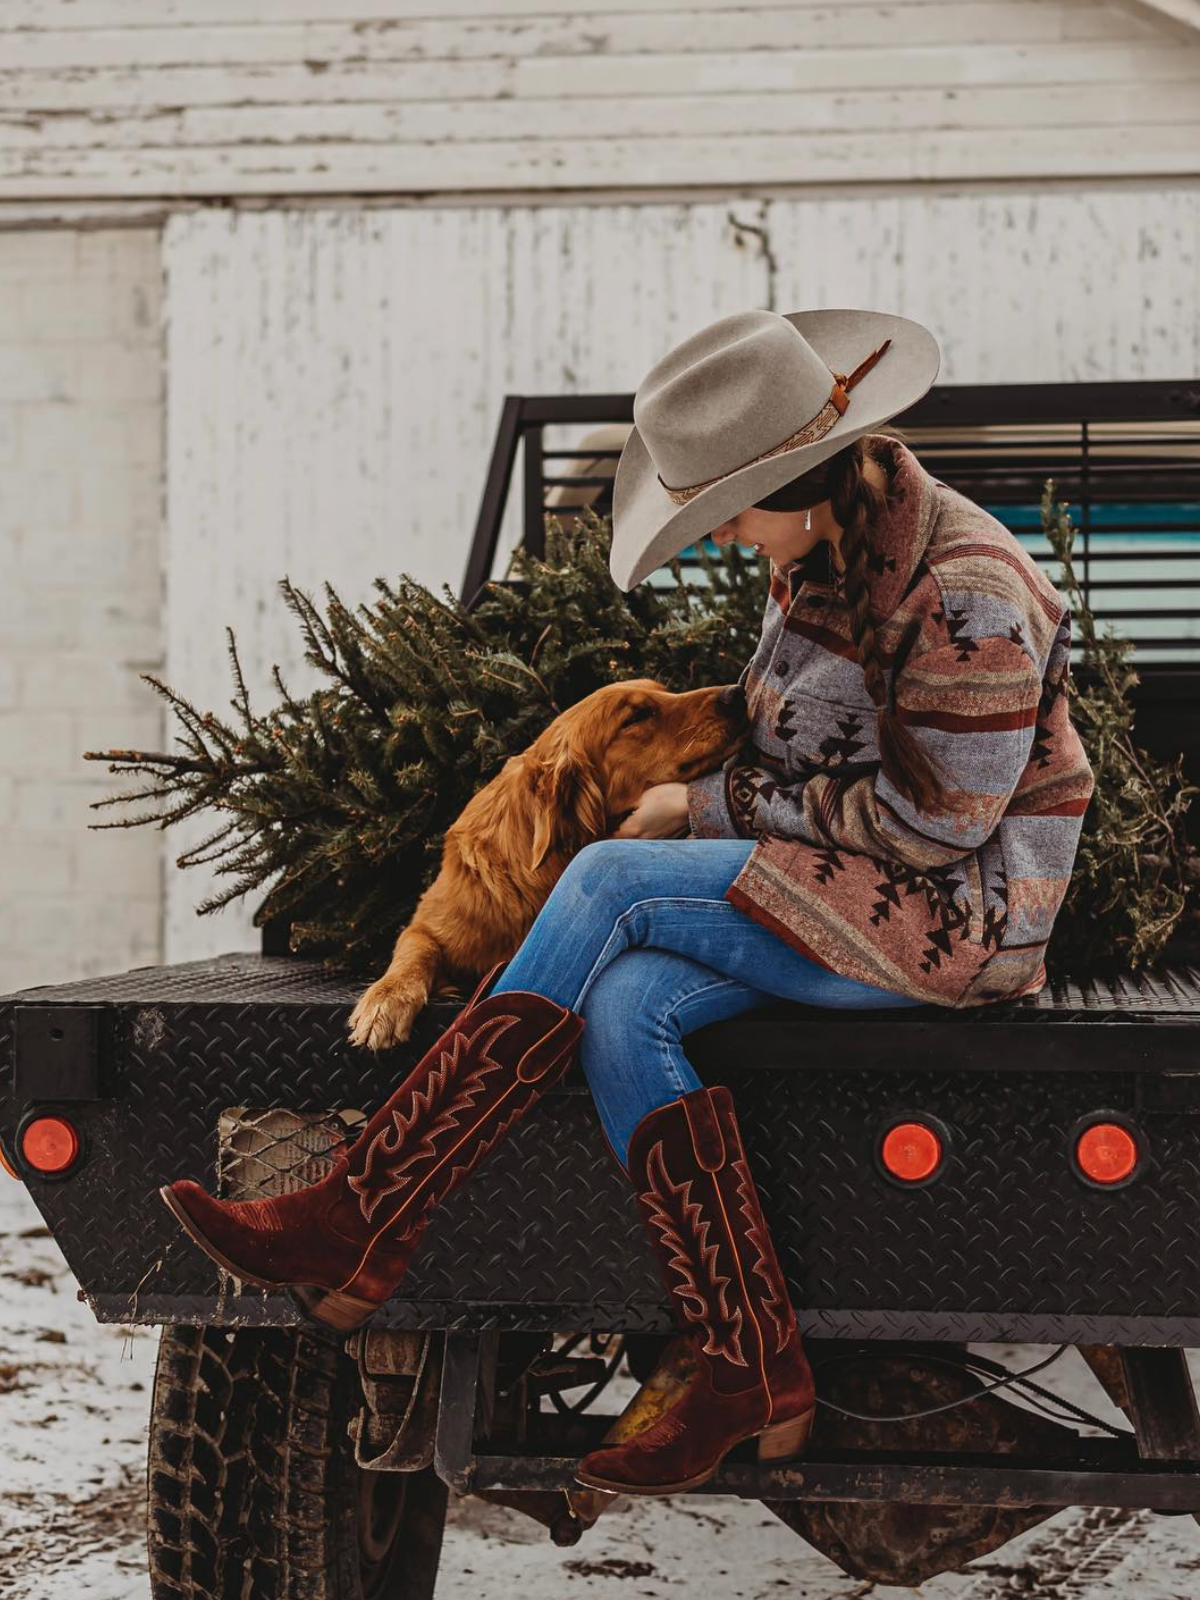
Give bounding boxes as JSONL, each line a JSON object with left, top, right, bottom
{"left": 757, "top": 1405, "right": 815, "bottom": 1463}
{"left": 289, "top": 1283, "right": 380, "bottom": 1333}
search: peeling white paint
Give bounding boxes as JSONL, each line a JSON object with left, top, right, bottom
{"left": 0, "top": 2, "right": 1196, "bottom": 199}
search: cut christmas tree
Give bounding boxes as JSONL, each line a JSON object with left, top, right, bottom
{"left": 83, "top": 510, "right": 767, "bottom": 975}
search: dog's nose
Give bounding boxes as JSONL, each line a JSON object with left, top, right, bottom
{"left": 717, "top": 683, "right": 746, "bottom": 714}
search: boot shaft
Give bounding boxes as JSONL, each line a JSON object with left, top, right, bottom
{"left": 575, "top": 1086, "right": 817, "bottom": 1496}
{"left": 626, "top": 1085, "right": 800, "bottom": 1395}
{"left": 161, "top": 968, "right": 585, "bottom": 1330}
{"left": 329, "top": 977, "right": 583, "bottom": 1243}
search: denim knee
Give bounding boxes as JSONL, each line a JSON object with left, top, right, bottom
{"left": 522, "top": 839, "right": 617, "bottom": 929}
{"left": 557, "top": 837, "right": 697, "bottom": 910}
{"left": 556, "top": 838, "right": 640, "bottom": 899}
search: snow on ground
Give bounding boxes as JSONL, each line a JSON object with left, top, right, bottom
{"left": 3, "top": 1172, "right": 1200, "bottom": 1599}
{"left": 0, "top": 1175, "right": 155, "bottom": 1598}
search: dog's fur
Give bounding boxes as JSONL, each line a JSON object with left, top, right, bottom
{"left": 347, "top": 678, "right": 747, "bottom": 1051}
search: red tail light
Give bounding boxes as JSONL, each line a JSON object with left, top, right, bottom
{"left": 1075, "top": 1122, "right": 1138, "bottom": 1185}
{"left": 880, "top": 1120, "right": 942, "bottom": 1183}
{"left": 20, "top": 1115, "right": 80, "bottom": 1176}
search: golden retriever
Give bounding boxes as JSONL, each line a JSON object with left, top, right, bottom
{"left": 346, "top": 678, "right": 747, "bottom": 1050}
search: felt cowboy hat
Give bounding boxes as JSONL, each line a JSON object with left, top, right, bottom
{"left": 609, "top": 307, "right": 941, "bottom": 592}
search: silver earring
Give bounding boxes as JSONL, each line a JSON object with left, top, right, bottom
{"left": 805, "top": 508, "right": 812, "bottom": 531}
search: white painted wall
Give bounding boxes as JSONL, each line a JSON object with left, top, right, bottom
{"left": 161, "top": 184, "right": 1200, "bottom": 962}
{"left": 0, "top": 227, "right": 164, "bottom": 993}
{"left": 0, "top": 1, "right": 1198, "bottom": 197}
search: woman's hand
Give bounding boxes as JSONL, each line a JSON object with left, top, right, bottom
{"left": 611, "top": 781, "right": 691, "bottom": 839}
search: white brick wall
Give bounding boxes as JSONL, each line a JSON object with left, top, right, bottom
{"left": 0, "top": 227, "right": 164, "bottom": 995}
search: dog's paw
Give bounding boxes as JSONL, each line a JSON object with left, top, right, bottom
{"left": 347, "top": 977, "right": 424, "bottom": 1051}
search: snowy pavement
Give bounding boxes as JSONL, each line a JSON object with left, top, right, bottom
{"left": 3, "top": 1172, "right": 1200, "bottom": 1599}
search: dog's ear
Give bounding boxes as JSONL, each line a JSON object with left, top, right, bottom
{"left": 529, "top": 742, "right": 608, "bottom": 873}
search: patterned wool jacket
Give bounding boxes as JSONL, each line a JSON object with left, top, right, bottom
{"left": 685, "top": 432, "right": 1095, "bottom": 1008}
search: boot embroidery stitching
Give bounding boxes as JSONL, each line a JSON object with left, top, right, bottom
{"left": 373, "top": 1030, "right": 575, "bottom": 1249}
{"left": 635, "top": 1408, "right": 688, "bottom": 1449}
{"left": 347, "top": 1012, "right": 520, "bottom": 1223}
{"left": 440, "top": 1089, "right": 533, "bottom": 1194}
{"left": 640, "top": 1138, "right": 747, "bottom": 1368}
{"left": 384, "top": 1082, "right": 536, "bottom": 1248}
{"left": 226, "top": 1200, "right": 284, "bottom": 1233}
{"left": 339, "top": 1077, "right": 534, "bottom": 1292}
{"left": 731, "top": 1155, "right": 792, "bottom": 1356}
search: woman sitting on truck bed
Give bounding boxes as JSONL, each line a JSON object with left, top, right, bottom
{"left": 160, "top": 309, "right": 1095, "bottom": 1499}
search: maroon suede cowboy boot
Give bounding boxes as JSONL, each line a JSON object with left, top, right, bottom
{"left": 160, "top": 960, "right": 583, "bottom": 1332}
{"left": 575, "top": 1085, "right": 816, "bottom": 1494}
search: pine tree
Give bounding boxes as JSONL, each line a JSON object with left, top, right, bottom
{"left": 1040, "top": 481, "right": 1196, "bottom": 973}
{"left": 83, "top": 510, "right": 768, "bottom": 973}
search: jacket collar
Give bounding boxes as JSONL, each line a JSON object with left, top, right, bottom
{"left": 862, "top": 434, "right": 942, "bottom": 621}
{"left": 771, "top": 434, "right": 942, "bottom": 622}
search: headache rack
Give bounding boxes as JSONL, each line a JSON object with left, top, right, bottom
{"left": 461, "top": 379, "right": 1200, "bottom": 665}
{"left": 456, "top": 379, "right": 1200, "bottom": 852}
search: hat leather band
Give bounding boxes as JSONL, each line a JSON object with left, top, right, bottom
{"left": 656, "top": 337, "right": 893, "bottom": 506}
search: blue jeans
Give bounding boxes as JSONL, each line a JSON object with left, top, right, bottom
{"left": 490, "top": 839, "right": 921, "bottom": 1166}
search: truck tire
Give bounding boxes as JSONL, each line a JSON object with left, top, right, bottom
{"left": 147, "top": 1324, "right": 448, "bottom": 1600}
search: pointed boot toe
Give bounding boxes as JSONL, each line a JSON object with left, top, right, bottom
{"left": 158, "top": 967, "right": 584, "bottom": 1332}
{"left": 159, "top": 1177, "right": 324, "bottom": 1289}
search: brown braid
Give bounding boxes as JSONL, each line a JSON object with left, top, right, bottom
{"left": 786, "top": 431, "right": 949, "bottom": 813}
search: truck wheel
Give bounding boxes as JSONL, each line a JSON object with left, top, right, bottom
{"left": 147, "top": 1324, "right": 448, "bottom": 1600}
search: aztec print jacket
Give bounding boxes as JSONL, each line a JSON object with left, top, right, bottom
{"left": 685, "top": 432, "right": 1095, "bottom": 1008}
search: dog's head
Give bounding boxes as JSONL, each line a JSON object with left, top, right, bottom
{"left": 525, "top": 678, "right": 749, "bottom": 872}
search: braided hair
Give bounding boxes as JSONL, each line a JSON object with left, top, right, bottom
{"left": 758, "top": 430, "right": 949, "bottom": 814}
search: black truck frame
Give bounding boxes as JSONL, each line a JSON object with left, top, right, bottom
{"left": 2, "top": 380, "right": 1200, "bottom": 1596}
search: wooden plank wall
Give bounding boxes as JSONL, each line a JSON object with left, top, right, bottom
{"left": 1, "top": 0, "right": 1198, "bottom": 199}
{"left": 160, "top": 189, "right": 1200, "bottom": 958}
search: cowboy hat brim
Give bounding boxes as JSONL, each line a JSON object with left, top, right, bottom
{"left": 608, "top": 307, "right": 940, "bottom": 592}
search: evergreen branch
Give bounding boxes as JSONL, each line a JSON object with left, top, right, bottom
{"left": 82, "top": 748, "right": 215, "bottom": 774}
{"left": 1041, "top": 480, "right": 1196, "bottom": 972}
{"left": 279, "top": 577, "right": 341, "bottom": 678}
{"left": 225, "top": 626, "right": 255, "bottom": 730}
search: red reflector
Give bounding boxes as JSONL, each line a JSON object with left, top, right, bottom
{"left": 1076, "top": 1123, "right": 1138, "bottom": 1184}
{"left": 881, "top": 1121, "right": 941, "bottom": 1182}
{"left": 0, "top": 1140, "right": 19, "bottom": 1181}
{"left": 20, "top": 1116, "right": 80, "bottom": 1175}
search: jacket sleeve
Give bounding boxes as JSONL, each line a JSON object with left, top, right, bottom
{"left": 686, "top": 655, "right": 798, "bottom": 839}
{"left": 688, "top": 635, "right": 1043, "bottom": 862}
{"left": 686, "top": 759, "right": 812, "bottom": 840}
{"left": 798, "top": 636, "right": 1043, "bottom": 868}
